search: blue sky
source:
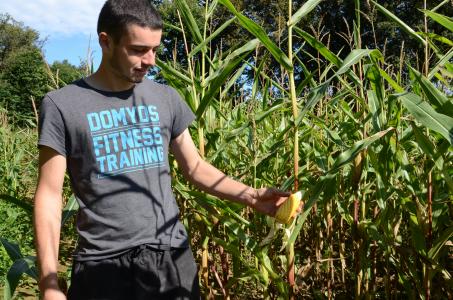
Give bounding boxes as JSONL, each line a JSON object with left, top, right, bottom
{"left": 1, "top": 0, "right": 105, "bottom": 69}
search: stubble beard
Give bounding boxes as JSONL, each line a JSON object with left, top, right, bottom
{"left": 109, "top": 55, "right": 144, "bottom": 85}
{"left": 124, "top": 68, "right": 147, "bottom": 84}
{"left": 130, "top": 75, "right": 143, "bottom": 83}
{"left": 117, "top": 70, "right": 141, "bottom": 84}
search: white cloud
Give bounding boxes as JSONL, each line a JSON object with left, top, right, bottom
{"left": 0, "top": 0, "right": 105, "bottom": 37}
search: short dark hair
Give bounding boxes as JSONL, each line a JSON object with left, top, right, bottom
{"left": 97, "top": 0, "right": 163, "bottom": 42}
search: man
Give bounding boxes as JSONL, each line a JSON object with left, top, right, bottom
{"left": 34, "top": 0, "right": 292, "bottom": 299}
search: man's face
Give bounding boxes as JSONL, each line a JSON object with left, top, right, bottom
{"left": 106, "top": 24, "right": 162, "bottom": 84}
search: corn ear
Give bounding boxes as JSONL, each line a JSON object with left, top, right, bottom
{"left": 275, "top": 191, "right": 302, "bottom": 225}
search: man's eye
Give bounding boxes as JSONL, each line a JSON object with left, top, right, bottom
{"left": 132, "top": 48, "right": 146, "bottom": 53}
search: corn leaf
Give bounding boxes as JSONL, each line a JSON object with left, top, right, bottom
{"left": 398, "top": 92, "right": 453, "bottom": 144}
{"left": 408, "top": 65, "right": 453, "bottom": 116}
{"left": 203, "top": 38, "right": 259, "bottom": 86}
{"left": 187, "top": 190, "right": 250, "bottom": 225}
{"left": 379, "top": 68, "right": 404, "bottom": 92}
{"left": 0, "top": 238, "right": 23, "bottom": 261}
{"left": 422, "top": 9, "right": 453, "bottom": 33}
{"left": 220, "top": 63, "right": 248, "bottom": 99}
{"left": 330, "top": 127, "right": 394, "bottom": 173}
{"left": 163, "top": 21, "right": 182, "bottom": 33}
{"left": 206, "top": 0, "right": 219, "bottom": 19}
{"left": 3, "top": 279, "right": 12, "bottom": 300}
{"left": 412, "top": 123, "right": 436, "bottom": 159}
{"left": 428, "top": 225, "right": 453, "bottom": 261}
{"left": 0, "top": 194, "right": 33, "bottom": 213}
{"left": 334, "top": 49, "right": 377, "bottom": 78}
{"left": 419, "top": 32, "right": 453, "bottom": 47}
{"left": 156, "top": 59, "right": 194, "bottom": 87}
{"left": 290, "top": 0, "right": 323, "bottom": 27}
{"left": 294, "top": 57, "right": 316, "bottom": 92}
{"left": 23, "top": 256, "right": 38, "bottom": 279}
{"left": 189, "top": 17, "right": 236, "bottom": 57}
{"left": 174, "top": 0, "right": 203, "bottom": 44}
{"left": 208, "top": 103, "right": 284, "bottom": 162}
{"left": 296, "top": 82, "right": 329, "bottom": 124}
{"left": 367, "top": 90, "right": 382, "bottom": 131}
{"left": 4, "top": 256, "right": 37, "bottom": 300}
{"left": 61, "top": 194, "right": 79, "bottom": 226}
{"left": 4, "top": 261, "right": 25, "bottom": 300}
{"left": 367, "top": 63, "right": 385, "bottom": 102}
{"left": 287, "top": 174, "right": 333, "bottom": 245}
{"left": 432, "top": 0, "right": 451, "bottom": 12}
{"left": 222, "top": 218, "right": 259, "bottom": 254}
{"left": 196, "top": 40, "right": 258, "bottom": 118}
{"left": 218, "top": 0, "right": 293, "bottom": 71}
{"left": 371, "top": 0, "right": 426, "bottom": 46}
{"left": 409, "top": 214, "right": 427, "bottom": 256}
{"left": 429, "top": 47, "right": 453, "bottom": 79}
{"left": 293, "top": 27, "right": 342, "bottom": 67}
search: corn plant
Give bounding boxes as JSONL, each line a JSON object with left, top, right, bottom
{"left": 159, "top": 0, "right": 452, "bottom": 298}
{"left": 0, "top": 78, "right": 79, "bottom": 299}
{"left": 1, "top": 0, "right": 452, "bottom": 298}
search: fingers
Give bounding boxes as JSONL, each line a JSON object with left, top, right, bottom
{"left": 273, "top": 188, "right": 291, "bottom": 197}
{"left": 265, "top": 188, "right": 291, "bottom": 208}
{"left": 260, "top": 187, "right": 291, "bottom": 197}
{"left": 275, "top": 197, "right": 288, "bottom": 207}
{"left": 296, "top": 201, "right": 304, "bottom": 213}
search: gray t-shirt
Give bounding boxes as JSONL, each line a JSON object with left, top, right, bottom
{"left": 38, "top": 78, "right": 195, "bottom": 261}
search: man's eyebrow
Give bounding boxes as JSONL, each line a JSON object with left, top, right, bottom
{"left": 130, "top": 44, "right": 161, "bottom": 48}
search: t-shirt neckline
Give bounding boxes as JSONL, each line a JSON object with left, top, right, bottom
{"left": 79, "top": 78, "right": 137, "bottom": 99}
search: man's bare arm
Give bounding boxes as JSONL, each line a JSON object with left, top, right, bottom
{"left": 170, "top": 129, "right": 290, "bottom": 216}
{"left": 33, "top": 146, "right": 67, "bottom": 299}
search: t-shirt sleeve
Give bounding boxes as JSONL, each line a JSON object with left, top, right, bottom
{"left": 38, "top": 95, "right": 67, "bottom": 156}
{"left": 169, "top": 88, "right": 195, "bottom": 139}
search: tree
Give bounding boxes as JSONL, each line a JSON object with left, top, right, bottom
{"left": 0, "top": 14, "right": 41, "bottom": 71}
{"left": 151, "top": 0, "right": 204, "bottom": 65}
{"left": 0, "top": 47, "right": 50, "bottom": 124}
{"left": 0, "top": 14, "right": 52, "bottom": 125}
{"left": 154, "top": 0, "right": 453, "bottom": 86}
{"left": 50, "top": 60, "right": 85, "bottom": 88}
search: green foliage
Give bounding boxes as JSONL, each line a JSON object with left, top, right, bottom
{"left": 0, "top": 202, "right": 34, "bottom": 281}
{"left": 160, "top": 0, "right": 453, "bottom": 298}
{"left": 50, "top": 60, "right": 84, "bottom": 87}
{"left": 1, "top": 0, "right": 452, "bottom": 298}
{"left": 0, "top": 47, "right": 50, "bottom": 124}
{"left": 0, "top": 13, "right": 41, "bottom": 70}
{"left": 0, "top": 121, "right": 38, "bottom": 297}
{"left": 0, "top": 14, "right": 48, "bottom": 126}
{"left": 0, "top": 15, "right": 86, "bottom": 126}
{"left": 151, "top": 0, "right": 205, "bottom": 67}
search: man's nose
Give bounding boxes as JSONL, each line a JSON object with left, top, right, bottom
{"left": 142, "top": 50, "right": 156, "bottom": 66}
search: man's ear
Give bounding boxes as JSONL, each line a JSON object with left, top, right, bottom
{"left": 98, "top": 32, "right": 112, "bottom": 52}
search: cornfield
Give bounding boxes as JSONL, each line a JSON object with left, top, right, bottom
{"left": 1, "top": 0, "right": 452, "bottom": 299}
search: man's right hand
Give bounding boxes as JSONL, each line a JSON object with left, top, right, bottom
{"left": 42, "top": 288, "right": 67, "bottom": 300}
{"left": 34, "top": 146, "right": 67, "bottom": 300}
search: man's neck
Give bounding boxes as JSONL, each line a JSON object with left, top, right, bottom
{"left": 85, "top": 67, "right": 136, "bottom": 92}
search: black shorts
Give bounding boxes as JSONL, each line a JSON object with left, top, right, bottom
{"left": 67, "top": 245, "right": 200, "bottom": 300}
